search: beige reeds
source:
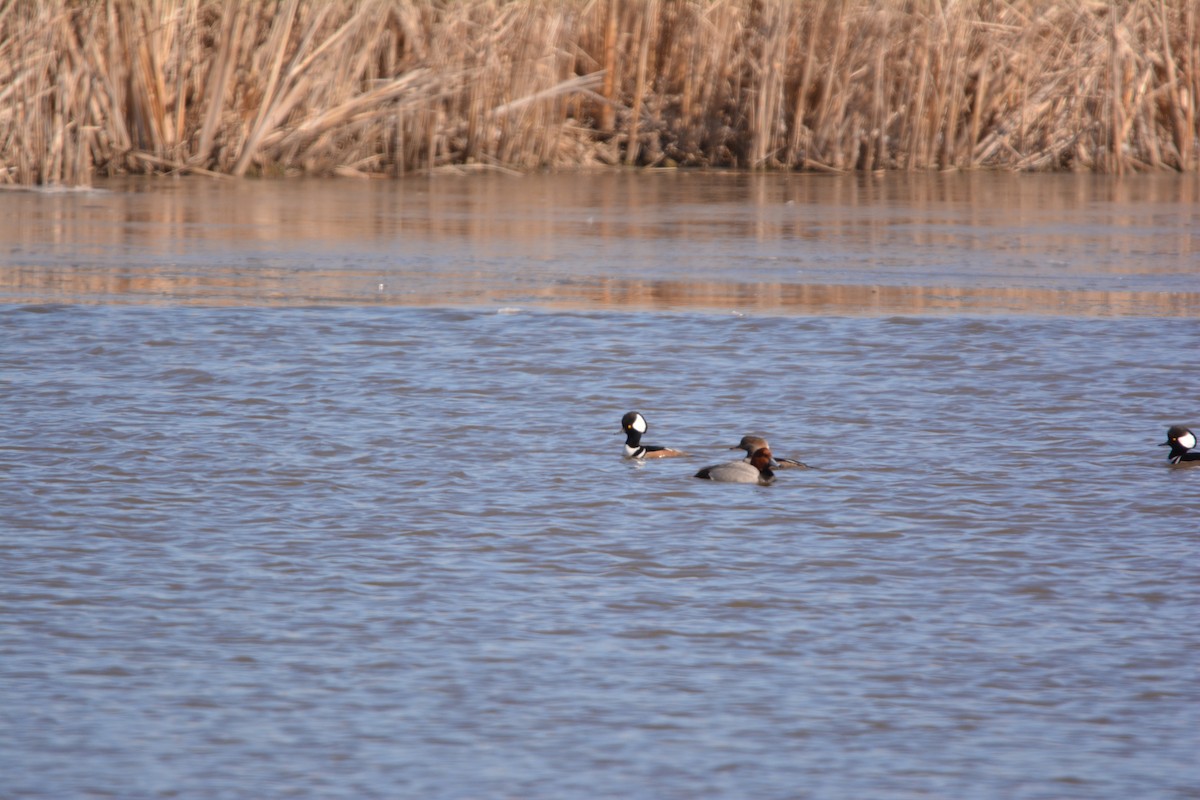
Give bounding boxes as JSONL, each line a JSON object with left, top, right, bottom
{"left": 0, "top": 0, "right": 1195, "bottom": 186}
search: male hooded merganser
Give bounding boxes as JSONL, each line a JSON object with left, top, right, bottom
{"left": 620, "top": 411, "right": 688, "bottom": 459}
{"left": 731, "top": 435, "right": 810, "bottom": 469}
{"left": 1160, "top": 425, "right": 1199, "bottom": 465}
{"left": 695, "top": 447, "right": 777, "bottom": 485}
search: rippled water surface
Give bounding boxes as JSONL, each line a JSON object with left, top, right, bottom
{"left": 1, "top": 174, "right": 1198, "bottom": 800}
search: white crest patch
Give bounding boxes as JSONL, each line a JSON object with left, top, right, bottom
{"left": 631, "top": 413, "right": 647, "bottom": 434}
{"left": 1179, "top": 431, "right": 1197, "bottom": 450}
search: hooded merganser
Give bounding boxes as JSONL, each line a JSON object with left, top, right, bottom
{"left": 695, "top": 447, "right": 776, "bottom": 485}
{"left": 1160, "top": 425, "right": 1199, "bottom": 465}
{"left": 731, "top": 435, "right": 810, "bottom": 469}
{"left": 620, "top": 411, "right": 688, "bottom": 459}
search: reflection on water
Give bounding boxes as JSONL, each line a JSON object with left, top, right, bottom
{"left": 0, "top": 172, "right": 1197, "bottom": 315}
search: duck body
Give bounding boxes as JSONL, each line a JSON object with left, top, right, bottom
{"left": 695, "top": 447, "right": 776, "bottom": 485}
{"left": 621, "top": 411, "right": 688, "bottom": 459}
{"left": 1160, "top": 425, "right": 1200, "bottom": 465}
{"left": 732, "top": 435, "right": 809, "bottom": 469}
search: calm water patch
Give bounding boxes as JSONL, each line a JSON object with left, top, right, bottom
{"left": 1, "top": 303, "right": 1197, "bottom": 799}
{"left": 1, "top": 172, "right": 1198, "bottom": 314}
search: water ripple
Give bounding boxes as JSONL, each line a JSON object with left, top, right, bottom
{"left": 1, "top": 305, "right": 1196, "bottom": 800}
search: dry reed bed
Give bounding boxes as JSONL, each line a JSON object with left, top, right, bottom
{"left": 1, "top": 0, "right": 1196, "bottom": 185}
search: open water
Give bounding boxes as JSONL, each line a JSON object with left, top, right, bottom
{"left": 1, "top": 173, "right": 1197, "bottom": 799}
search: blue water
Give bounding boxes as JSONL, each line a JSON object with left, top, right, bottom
{"left": 2, "top": 303, "right": 1197, "bottom": 799}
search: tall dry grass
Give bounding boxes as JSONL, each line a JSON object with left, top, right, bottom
{"left": 1, "top": 0, "right": 1196, "bottom": 185}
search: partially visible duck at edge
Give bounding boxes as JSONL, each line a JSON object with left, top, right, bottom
{"left": 695, "top": 447, "right": 777, "bottom": 485}
{"left": 1160, "top": 425, "right": 1200, "bottom": 465}
{"left": 732, "top": 435, "right": 810, "bottom": 469}
{"left": 621, "top": 411, "right": 688, "bottom": 459}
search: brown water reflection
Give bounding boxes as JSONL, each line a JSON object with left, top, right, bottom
{"left": 1, "top": 172, "right": 1197, "bottom": 315}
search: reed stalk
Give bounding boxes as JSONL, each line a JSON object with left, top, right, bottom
{"left": 0, "top": 0, "right": 1195, "bottom": 185}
